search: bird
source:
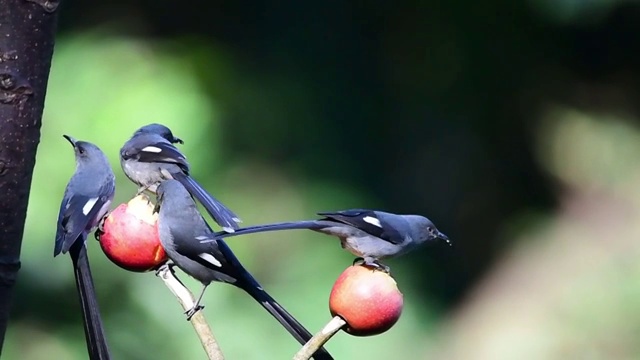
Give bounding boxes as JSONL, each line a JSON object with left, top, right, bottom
{"left": 119, "top": 123, "right": 240, "bottom": 232}
{"left": 155, "top": 179, "right": 333, "bottom": 360}
{"left": 203, "top": 209, "right": 450, "bottom": 271}
{"left": 55, "top": 135, "right": 115, "bottom": 360}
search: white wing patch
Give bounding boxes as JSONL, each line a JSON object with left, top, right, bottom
{"left": 363, "top": 215, "right": 382, "bottom": 228}
{"left": 198, "top": 253, "right": 222, "bottom": 267}
{"left": 142, "top": 146, "right": 163, "bottom": 153}
{"left": 82, "top": 197, "right": 99, "bottom": 215}
{"left": 196, "top": 235, "right": 215, "bottom": 244}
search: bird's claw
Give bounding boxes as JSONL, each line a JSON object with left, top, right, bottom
{"left": 185, "top": 304, "right": 204, "bottom": 321}
{"left": 154, "top": 264, "right": 167, "bottom": 276}
{"left": 135, "top": 186, "right": 148, "bottom": 197}
{"left": 134, "top": 185, "right": 153, "bottom": 205}
{"left": 353, "top": 257, "right": 391, "bottom": 274}
{"left": 154, "top": 261, "right": 175, "bottom": 276}
{"left": 94, "top": 213, "right": 110, "bottom": 241}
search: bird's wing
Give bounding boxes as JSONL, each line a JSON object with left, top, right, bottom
{"left": 169, "top": 220, "right": 246, "bottom": 283}
{"left": 55, "top": 188, "right": 112, "bottom": 256}
{"left": 317, "top": 209, "right": 406, "bottom": 245}
{"left": 121, "top": 140, "right": 189, "bottom": 173}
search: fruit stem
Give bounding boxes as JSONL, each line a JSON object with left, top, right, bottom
{"left": 156, "top": 263, "right": 225, "bottom": 360}
{"left": 292, "top": 315, "right": 346, "bottom": 360}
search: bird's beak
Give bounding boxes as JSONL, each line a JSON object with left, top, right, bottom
{"left": 63, "top": 134, "right": 77, "bottom": 148}
{"left": 173, "top": 136, "right": 184, "bottom": 145}
{"left": 437, "top": 231, "right": 451, "bottom": 246}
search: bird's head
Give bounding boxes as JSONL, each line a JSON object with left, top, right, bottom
{"left": 63, "top": 135, "right": 108, "bottom": 165}
{"left": 155, "top": 179, "right": 192, "bottom": 213}
{"left": 134, "top": 123, "right": 183, "bottom": 144}
{"left": 407, "top": 215, "right": 450, "bottom": 246}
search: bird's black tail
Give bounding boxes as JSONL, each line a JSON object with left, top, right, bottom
{"left": 70, "top": 241, "right": 111, "bottom": 360}
{"left": 211, "top": 221, "right": 321, "bottom": 240}
{"left": 214, "top": 240, "right": 332, "bottom": 360}
{"left": 172, "top": 172, "right": 241, "bottom": 232}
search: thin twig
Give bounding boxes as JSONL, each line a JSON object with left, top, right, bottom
{"left": 292, "top": 316, "right": 346, "bottom": 360}
{"left": 156, "top": 264, "right": 224, "bottom": 360}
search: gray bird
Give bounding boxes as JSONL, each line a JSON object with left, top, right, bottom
{"left": 155, "top": 180, "right": 332, "bottom": 360}
{"left": 204, "top": 209, "right": 450, "bottom": 270}
{"left": 55, "top": 135, "right": 115, "bottom": 360}
{"left": 120, "top": 123, "right": 240, "bottom": 232}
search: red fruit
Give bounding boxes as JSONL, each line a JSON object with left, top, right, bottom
{"left": 98, "top": 195, "right": 166, "bottom": 272}
{"left": 329, "top": 264, "right": 404, "bottom": 336}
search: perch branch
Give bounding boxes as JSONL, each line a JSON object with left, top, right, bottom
{"left": 292, "top": 316, "right": 346, "bottom": 360}
{"left": 156, "top": 263, "right": 224, "bottom": 360}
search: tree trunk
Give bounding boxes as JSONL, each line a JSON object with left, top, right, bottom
{"left": 0, "top": 0, "right": 60, "bottom": 353}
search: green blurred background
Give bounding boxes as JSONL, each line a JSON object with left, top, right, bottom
{"left": 6, "top": 0, "right": 640, "bottom": 359}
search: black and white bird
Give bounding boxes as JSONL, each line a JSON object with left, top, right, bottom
{"left": 120, "top": 123, "right": 240, "bottom": 232}
{"left": 55, "top": 135, "right": 115, "bottom": 360}
{"left": 204, "top": 209, "right": 450, "bottom": 270}
{"left": 155, "top": 179, "right": 333, "bottom": 360}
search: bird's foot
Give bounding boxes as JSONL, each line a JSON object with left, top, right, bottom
{"left": 154, "top": 260, "right": 175, "bottom": 276}
{"left": 94, "top": 213, "right": 110, "bottom": 241}
{"left": 135, "top": 186, "right": 150, "bottom": 197}
{"left": 353, "top": 257, "right": 391, "bottom": 274}
{"left": 185, "top": 304, "right": 204, "bottom": 321}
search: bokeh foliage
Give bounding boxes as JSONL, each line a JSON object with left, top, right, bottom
{"left": 6, "top": 0, "right": 640, "bottom": 358}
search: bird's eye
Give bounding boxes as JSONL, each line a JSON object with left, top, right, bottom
{"left": 78, "top": 147, "right": 85, "bottom": 155}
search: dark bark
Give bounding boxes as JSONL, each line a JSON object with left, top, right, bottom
{"left": 0, "top": 0, "right": 60, "bottom": 353}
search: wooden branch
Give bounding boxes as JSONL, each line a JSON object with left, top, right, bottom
{"left": 0, "top": 0, "right": 60, "bottom": 353}
{"left": 156, "top": 264, "right": 224, "bottom": 360}
{"left": 292, "top": 316, "right": 346, "bottom": 360}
